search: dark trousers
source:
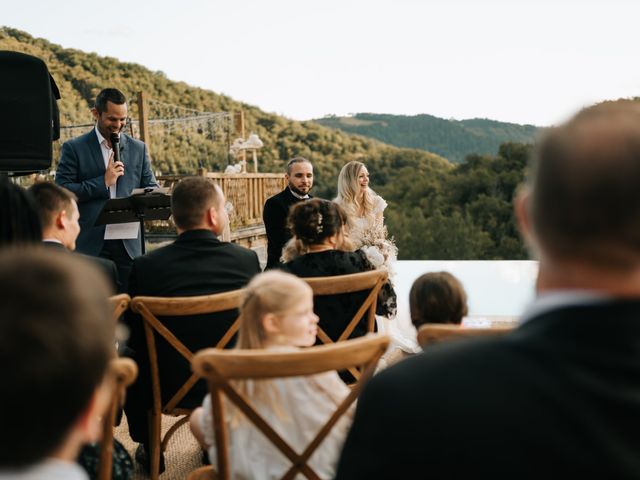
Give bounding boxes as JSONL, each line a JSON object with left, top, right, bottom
{"left": 100, "top": 240, "right": 133, "bottom": 293}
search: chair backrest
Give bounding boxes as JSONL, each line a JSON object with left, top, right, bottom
{"left": 303, "top": 270, "right": 387, "bottom": 381}
{"left": 417, "top": 323, "right": 513, "bottom": 348}
{"left": 109, "top": 293, "right": 131, "bottom": 324}
{"left": 192, "top": 334, "right": 390, "bottom": 480}
{"left": 130, "top": 289, "right": 244, "bottom": 414}
{"left": 302, "top": 269, "right": 388, "bottom": 344}
{"left": 98, "top": 357, "right": 138, "bottom": 480}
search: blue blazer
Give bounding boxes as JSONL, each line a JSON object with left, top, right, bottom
{"left": 55, "top": 129, "right": 157, "bottom": 258}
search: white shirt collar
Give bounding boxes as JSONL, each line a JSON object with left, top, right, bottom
{"left": 519, "top": 290, "right": 612, "bottom": 325}
{"left": 288, "top": 188, "right": 309, "bottom": 200}
{"left": 42, "top": 238, "right": 63, "bottom": 245}
{"left": 94, "top": 125, "right": 108, "bottom": 146}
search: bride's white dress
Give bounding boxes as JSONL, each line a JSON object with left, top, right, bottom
{"left": 347, "top": 195, "right": 396, "bottom": 269}
{"left": 347, "top": 194, "right": 420, "bottom": 354}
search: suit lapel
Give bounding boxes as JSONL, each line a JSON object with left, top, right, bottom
{"left": 86, "top": 130, "right": 107, "bottom": 176}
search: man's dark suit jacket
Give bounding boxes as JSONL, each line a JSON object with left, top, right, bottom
{"left": 336, "top": 301, "right": 640, "bottom": 478}
{"left": 123, "top": 229, "right": 261, "bottom": 443}
{"left": 55, "top": 130, "right": 157, "bottom": 259}
{"left": 42, "top": 240, "right": 119, "bottom": 291}
{"left": 263, "top": 188, "right": 310, "bottom": 269}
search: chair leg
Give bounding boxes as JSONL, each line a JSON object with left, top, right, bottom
{"left": 149, "top": 410, "right": 162, "bottom": 480}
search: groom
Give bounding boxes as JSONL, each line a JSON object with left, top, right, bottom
{"left": 263, "top": 157, "right": 313, "bottom": 269}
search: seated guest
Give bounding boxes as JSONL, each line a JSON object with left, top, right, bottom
{"left": 0, "top": 249, "right": 114, "bottom": 479}
{"left": 190, "top": 271, "right": 352, "bottom": 479}
{"left": 28, "top": 181, "right": 119, "bottom": 291}
{"left": 124, "top": 176, "right": 261, "bottom": 473}
{"left": 0, "top": 176, "right": 41, "bottom": 246}
{"left": 382, "top": 272, "right": 468, "bottom": 366}
{"left": 409, "top": 271, "right": 467, "bottom": 327}
{"left": 281, "top": 198, "right": 396, "bottom": 343}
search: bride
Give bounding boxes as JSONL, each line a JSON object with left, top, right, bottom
{"left": 334, "top": 161, "right": 419, "bottom": 356}
{"left": 334, "top": 161, "right": 397, "bottom": 273}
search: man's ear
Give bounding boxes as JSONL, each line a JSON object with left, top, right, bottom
{"left": 75, "top": 380, "right": 112, "bottom": 444}
{"left": 514, "top": 186, "right": 535, "bottom": 249}
{"left": 206, "top": 206, "right": 218, "bottom": 230}
{"left": 90, "top": 107, "right": 100, "bottom": 122}
{"left": 55, "top": 210, "right": 67, "bottom": 231}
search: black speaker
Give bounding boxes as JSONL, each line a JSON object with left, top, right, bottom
{"left": 0, "top": 51, "right": 60, "bottom": 175}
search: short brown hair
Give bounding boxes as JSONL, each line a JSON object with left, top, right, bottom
{"left": 286, "top": 157, "right": 311, "bottom": 175}
{"left": 0, "top": 248, "right": 113, "bottom": 467}
{"left": 409, "top": 271, "right": 468, "bottom": 328}
{"left": 171, "top": 177, "right": 222, "bottom": 230}
{"left": 529, "top": 100, "right": 640, "bottom": 267}
{"left": 28, "top": 181, "right": 77, "bottom": 229}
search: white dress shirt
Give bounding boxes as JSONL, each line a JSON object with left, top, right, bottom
{"left": 94, "top": 126, "right": 116, "bottom": 199}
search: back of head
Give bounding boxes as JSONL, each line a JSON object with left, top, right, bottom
{"left": 0, "top": 248, "right": 114, "bottom": 467}
{"left": 409, "top": 271, "right": 468, "bottom": 327}
{"left": 0, "top": 177, "right": 42, "bottom": 246}
{"left": 28, "top": 181, "right": 77, "bottom": 231}
{"left": 287, "top": 199, "right": 346, "bottom": 247}
{"left": 95, "top": 87, "right": 127, "bottom": 112}
{"left": 236, "top": 271, "right": 312, "bottom": 349}
{"left": 171, "top": 176, "right": 221, "bottom": 230}
{"left": 529, "top": 100, "right": 640, "bottom": 268}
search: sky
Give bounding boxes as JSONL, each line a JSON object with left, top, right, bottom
{"left": 4, "top": 0, "right": 639, "bottom": 126}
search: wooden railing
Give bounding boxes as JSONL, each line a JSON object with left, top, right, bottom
{"left": 157, "top": 172, "right": 286, "bottom": 228}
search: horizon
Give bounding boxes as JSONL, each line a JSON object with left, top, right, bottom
{"left": 4, "top": 0, "right": 639, "bottom": 127}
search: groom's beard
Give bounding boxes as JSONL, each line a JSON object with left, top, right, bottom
{"left": 289, "top": 184, "right": 311, "bottom": 196}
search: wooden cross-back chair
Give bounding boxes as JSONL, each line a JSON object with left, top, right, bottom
{"left": 109, "top": 293, "right": 131, "bottom": 324}
{"left": 417, "top": 323, "right": 514, "bottom": 348}
{"left": 97, "top": 357, "right": 138, "bottom": 480}
{"left": 302, "top": 269, "right": 388, "bottom": 380}
{"left": 187, "top": 334, "right": 390, "bottom": 480}
{"left": 130, "top": 289, "right": 245, "bottom": 480}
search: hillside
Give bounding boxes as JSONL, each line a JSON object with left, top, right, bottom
{"left": 314, "top": 113, "right": 540, "bottom": 163}
{"left": 0, "top": 27, "right": 531, "bottom": 260}
{"left": 0, "top": 27, "right": 449, "bottom": 201}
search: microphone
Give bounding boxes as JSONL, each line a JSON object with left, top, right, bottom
{"left": 110, "top": 133, "right": 121, "bottom": 164}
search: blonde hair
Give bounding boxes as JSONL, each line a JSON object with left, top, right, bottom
{"left": 231, "top": 271, "right": 313, "bottom": 424}
{"left": 335, "top": 161, "right": 375, "bottom": 219}
{"left": 236, "top": 271, "right": 312, "bottom": 349}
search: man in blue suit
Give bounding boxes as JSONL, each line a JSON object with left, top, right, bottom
{"left": 56, "top": 88, "right": 157, "bottom": 291}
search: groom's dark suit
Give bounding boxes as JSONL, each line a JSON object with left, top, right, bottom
{"left": 123, "top": 229, "right": 261, "bottom": 444}
{"left": 337, "top": 301, "right": 640, "bottom": 478}
{"left": 55, "top": 129, "right": 157, "bottom": 259}
{"left": 263, "top": 188, "right": 310, "bottom": 269}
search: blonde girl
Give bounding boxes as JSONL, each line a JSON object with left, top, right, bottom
{"left": 190, "top": 271, "right": 352, "bottom": 480}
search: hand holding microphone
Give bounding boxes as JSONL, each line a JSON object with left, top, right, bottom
{"left": 105, "top": 133, "right": 124, "bottom": 187}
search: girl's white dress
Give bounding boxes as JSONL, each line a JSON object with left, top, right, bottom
{"left": 200, "top": 368, "right": 352, "bottom": 480}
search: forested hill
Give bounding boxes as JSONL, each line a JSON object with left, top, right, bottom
{"left": 0, "top": 27, "right": 448, "bottom": 200}
{"left": 1, "top": 27, "right": 533, "bottom": 260}
{"left": 314, "top": 113, "right": 541, "bottom": 163}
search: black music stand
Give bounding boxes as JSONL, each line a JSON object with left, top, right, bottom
{"left": 95, "top": 189, "right": 171, "bottom": 255}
